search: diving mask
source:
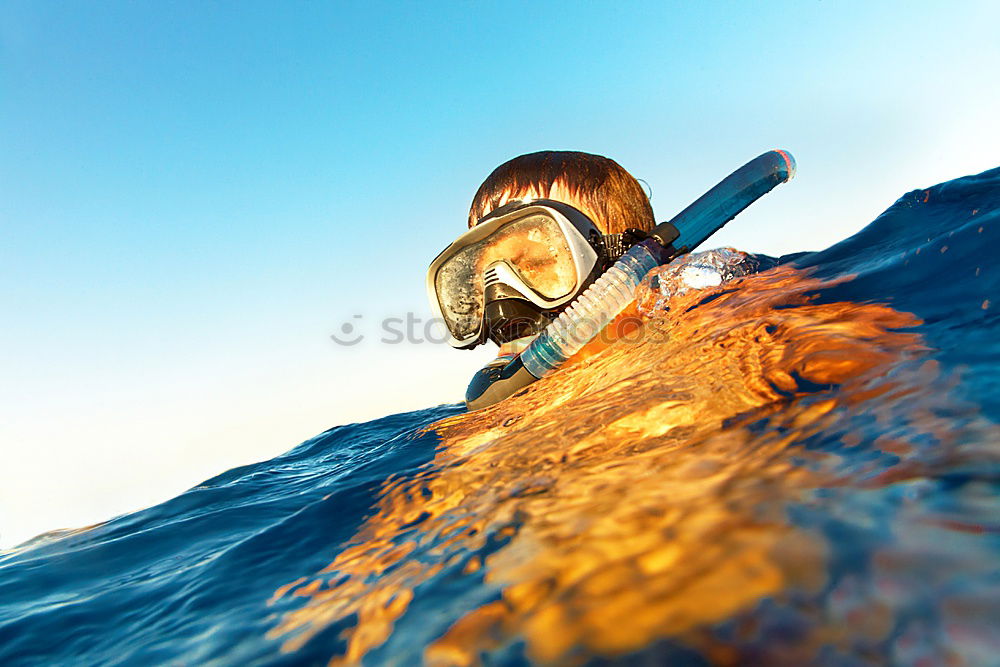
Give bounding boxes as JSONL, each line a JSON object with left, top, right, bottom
{"left": 426, "top": 200, "right": 642, "bottom": 349}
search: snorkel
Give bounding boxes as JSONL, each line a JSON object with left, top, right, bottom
{"left": 465, "top": 149, "right": 797, "bottom": 411}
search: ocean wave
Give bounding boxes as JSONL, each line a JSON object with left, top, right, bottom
{"left": 2, "top": 166, "right": 999, "bottom": 666}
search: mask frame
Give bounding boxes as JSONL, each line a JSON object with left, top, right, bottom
{"left": 426, "top": 200, "right": 610, "bottom": 349}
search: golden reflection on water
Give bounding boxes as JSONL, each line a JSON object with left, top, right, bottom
{"left": 268, "top": 265, "right": 927, "bottom": 665}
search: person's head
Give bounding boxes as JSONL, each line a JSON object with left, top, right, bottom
{"left": 427, "top": 150, "right": 655, "bottom": 350}
{"left": 468, "top": 151, "right": 654, "bottom": 233}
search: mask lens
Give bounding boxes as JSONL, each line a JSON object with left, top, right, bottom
{"left": 435, "top": 243, "right": 484, "bottom": 343}
{"left": 433, "top": 209, "right": 583, "bottom": 344}
{"left": 480, "top": 213, "right": 577, "bottom": 299}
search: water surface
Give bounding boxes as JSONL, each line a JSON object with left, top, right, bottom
{"left": 2, "top": 167, "right": 999, "bottom": 665}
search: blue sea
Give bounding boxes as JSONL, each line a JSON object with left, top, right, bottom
{"left": 2, "top": 167, "right": 999, "bottom": 666}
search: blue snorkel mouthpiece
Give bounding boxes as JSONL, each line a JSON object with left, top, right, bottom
{"left": 465, "top": 150, "right": 797, "bottom": 411}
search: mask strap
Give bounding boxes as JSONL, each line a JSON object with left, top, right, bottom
{"left": 600, "top": 228, "right": 649, "bottom": 263}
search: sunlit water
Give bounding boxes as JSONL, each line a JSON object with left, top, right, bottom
{"left": 2, "top": 167, "right": 999, "bottom": 666}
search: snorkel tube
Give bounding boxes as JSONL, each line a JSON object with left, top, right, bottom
{"left": 465, "top": 150, "right": 797, "bottom": 411}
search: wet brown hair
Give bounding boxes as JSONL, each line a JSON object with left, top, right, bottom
{"left": 468, "top": 151, "right": 655, "bottom": 234}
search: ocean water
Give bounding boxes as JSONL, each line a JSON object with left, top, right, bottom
{"left": 2, "top": 167, "right": 999, "bottom": 666}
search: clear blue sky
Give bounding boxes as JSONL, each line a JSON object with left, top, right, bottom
{"left": 2, "top": 1, "right": 998, "bottom": 546}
